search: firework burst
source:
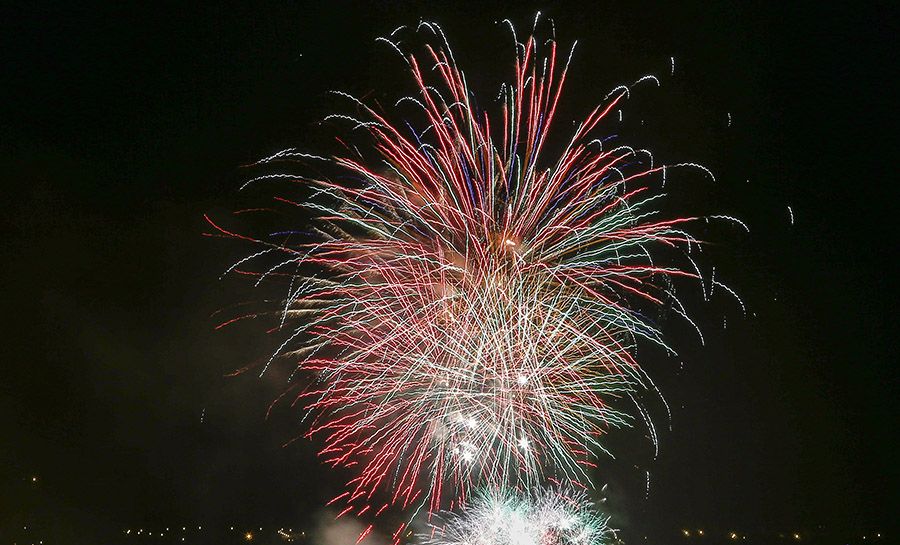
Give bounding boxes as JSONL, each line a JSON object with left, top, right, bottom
{"left": 210, "top": 17, "right": 738, "bottom": 527}
{"left": 421, "top": 486, "right": 615, "bottom": 545}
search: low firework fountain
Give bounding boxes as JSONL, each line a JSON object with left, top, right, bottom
{"left": 421, "top": 487, "right": 613, "bottom": 545}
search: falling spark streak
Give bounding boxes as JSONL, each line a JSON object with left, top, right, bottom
{"left": 212, "top": 18, "right": 735, "bottom": 527}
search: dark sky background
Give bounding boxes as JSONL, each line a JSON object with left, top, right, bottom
{"left": 1, "top": 1, "right": 896, "bottom": 544}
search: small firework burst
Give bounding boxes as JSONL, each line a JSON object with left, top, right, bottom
{"left": 421, "top": 486, "right": 615, "bottom": 545}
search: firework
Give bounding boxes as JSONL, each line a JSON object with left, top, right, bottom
{"left": 421, "top": 486, "right": 615, "bottom": 545}
{"left": 210, "top": 18, "right": 736, "bottom": 524}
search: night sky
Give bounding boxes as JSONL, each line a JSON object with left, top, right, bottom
{"left": 1, "top": 2, "right": 896, "bottom": 544}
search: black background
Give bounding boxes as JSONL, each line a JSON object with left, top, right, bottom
{"left": 1, "top": 1, "right": 896, "bottom": 543}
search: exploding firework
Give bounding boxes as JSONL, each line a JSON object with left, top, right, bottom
{"left": 421, "top": 486, "right": 615, "bottom": 545}
{"left": 209, "top": 17, "right": 742, "bottom": 527}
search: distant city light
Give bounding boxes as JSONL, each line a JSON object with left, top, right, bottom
{"left": 18, "top": 522, "right": 885, "bottom": 545}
